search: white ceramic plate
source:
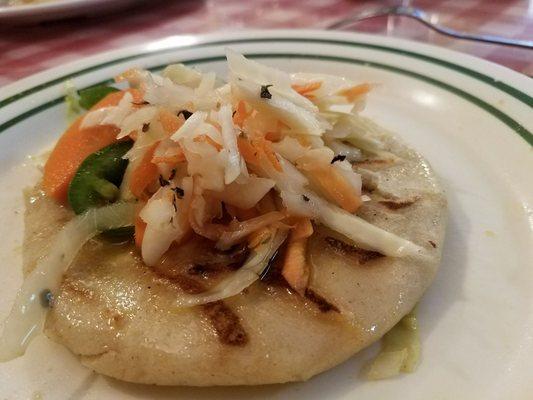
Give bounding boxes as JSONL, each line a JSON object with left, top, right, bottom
{"left": 0, "top": 0, "right": 144, "bottom": 25}
{"left": 0, "top": 30, "right": 531, "bottom": 399}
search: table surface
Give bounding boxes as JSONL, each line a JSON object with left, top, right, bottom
{"left": 0, "top": 0, "right": 532, "bottom": 86}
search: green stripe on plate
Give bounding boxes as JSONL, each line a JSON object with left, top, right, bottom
{"left": 0, "top": 37, "right": 531, "bottom": 110}
{"left": 0, "top": 97, "right": 64, "bottom": 133}
{"left": 0, "top": 53, "right": 531, "bottom": 147}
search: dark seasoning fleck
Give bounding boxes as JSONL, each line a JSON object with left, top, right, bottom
{"left": 331, "top": 154, "right": 346, "bottom": 164}
{"left": 172, "top": 187, "right": 185, "bottom": 199}
{"left": 302, "top": 195, "right": 310, "bottom": 202}
{"left": 159, "top": 175, "right": 170, "bottom": 187}
{"left": 142, "top": 123, "right": 150, "bottom": 133}
{"left": 40, "top": 289, "right": 54, "bottom": 308}
{"left": 172, "top": 196, "right": 178, "bottom": 212}
{"left": 260, "top": 84, "right": 273, "bottom": 99}
{"left": 178, "top": 110, "right": 193, "bottom": 120}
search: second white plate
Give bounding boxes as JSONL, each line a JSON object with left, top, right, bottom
{"left": 0, "top": 0, "right": 144, "bottom": 25}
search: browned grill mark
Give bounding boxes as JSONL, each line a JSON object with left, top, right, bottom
{"left": 325, "top": 237, "right": 384, "bottom": 264}
{"left": 304, "top": 289, "right": 340, "bottom": 313}
{"left": 379, "top": 197, "right": 419, "bottom": 210}
{"left": 202, "top": 301, "right": 248, "bottom": 346}
{"left": 166, "top": 274, "right": 205, "bottom": 294}
{"left": 361, "top": 184, "right": 375, "bottom": 194}
{"left": 150, "top": 265, "right": 206, "bottom": 294}
{"left": 187, "top": 264, "right": 216, "bottom": 276}
{"left": 61, "top": 279, "right": 95, "bottom": 301}
{"left": 428, "top": 240, "right": 437, "bottom": 248}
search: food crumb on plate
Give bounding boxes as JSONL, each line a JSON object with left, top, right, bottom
{"left": 32, "top": 391, "right": 43, "bottom": 400}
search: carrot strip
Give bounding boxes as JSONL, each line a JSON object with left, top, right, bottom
{"left": 252, "top": 138, "right": 282, "bottom": 172}
{"left": 265, "top": 131, "right": 282, "bottom": 142}
{"left": 42, "top": 89, "right": 141, "bottom": 204}
{"left": 152, "top": 146, "right": 186, "bottom": 165}
{"left": 152, "top": 154, "right": 186, "bottom": 165}
{"left": 237, "top": 137, "right": 261, "bottom": 167}
{"left": 282, "top": 239, "right": 308, "bottom": 294}
{"left": 282, "top": 218, "right": 313, "bottom": 295}
{"left": 158, "top": 109, "right": 182, "bottom": 134}
{"left": 337, "top": 83, "right": 371, "bottom": 102}
{"left": 308, "top": 166, "right": 361, "bottom": 213}
{"left": 292, "top": 81, "right": 322, "bottom": 95}
{"left": 194, "top": 134, "right": 223, "bottom": 151}
{"left": 233, "top": 100, "right": 250, "bottom": 128}
{"left": 262, "top": 140, "right": 282, "bottom": 172}
{"left": 248, "top": 226, "right": 273, "bottom": 249}
{"left": 129, "top": 143, "right": 159, "bottom": 200}
{"left": 291, "top": 218, "right": 314, "bottom": 240}
{"left": 238, "top": 137, "right": 282, "bottom": 172}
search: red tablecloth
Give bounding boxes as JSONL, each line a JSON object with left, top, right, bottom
{"left": 0, "top": 0, "right": 531, "bottom": 86}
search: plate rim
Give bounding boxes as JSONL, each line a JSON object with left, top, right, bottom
{"left": 2, "top": 30, "right": 532, "bottom": 106}
{"left": 0, "top": 30, "right": 530, "bottom": 146}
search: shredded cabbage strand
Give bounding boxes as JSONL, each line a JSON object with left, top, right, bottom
{"left": 64, "top": 80, "right": 81, "bottom": 122}
{"left": 0, "top": 202, "right": 136, "bottom": 362}
{"left": 312, "top": 194, "right": 423, "bottom": 257}
{"left": 174, "top": 229, "right": 288, "bottom": 307}
{"left": 365, "top": 310, "right": 421, "bottom": 380}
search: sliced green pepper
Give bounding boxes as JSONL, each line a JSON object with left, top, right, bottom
{"left": 78, "top": 85, "right": 120, "bottom": 110}
{"left": 68, "top": 140, "right": 133, "bottom": 215}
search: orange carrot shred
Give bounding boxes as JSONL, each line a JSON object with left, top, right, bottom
{"left": 152, "top": 153, "right": 186, "bottom": 165}
{"left": 129, "top": 143, "right": 159, "bottom": 200}
{"left": 337, "top": 83, "right": 371, "bottom": 102}
{"left": 265, "top": 131, "right": 282, "bottom": 142}
{"left": 233, "top": 100, "right": 250, "bottom": 128}
{"left": 152, "top": 146, "right": 186, "bottom": 165}
{"left": 193, "top": 134, "right": 223, "bottom": 151}
{"left": 291, "top": 218, "right": 314, "bottom": 240}
{"left": 158, "top": 109, "right": 182, "bottom": 135}
{"left": 237, "top": 137, "right": 261, "bottom": 167}
{"left": 248, "top": 226, "right": 273, "bottom": 249}
{"left": 281, "top": 218, "right": 313, "bottom": 295}
{"left": 292, "top": 81, "right": 322, "bottom": 95}
{"left": 307, "top": 165, "right": 361, "bottom": 213}
{"left": 254, "top": 138, "right": 282, "bottom": 172}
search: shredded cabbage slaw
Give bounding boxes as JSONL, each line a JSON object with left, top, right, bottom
{"left": 98, "top": 53, "right": 422, "bottom": 265}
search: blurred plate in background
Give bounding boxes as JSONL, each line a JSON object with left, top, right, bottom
{"left": 0, "top": 0, "right": 144, "bottom": 25}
